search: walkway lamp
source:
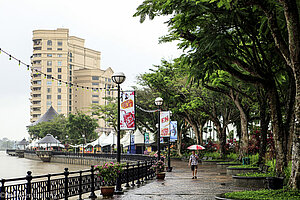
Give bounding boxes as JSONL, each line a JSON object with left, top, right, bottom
{"left": 155, "top": 97, "right": 163, "bottom": 160}
{"left": 167, "top": 111, "right": 172, "bottom": 172}
{"left": 82, "top": 134, "right": 85, "bottom": 156}
{"left": 112, "top": 72, "right": 126, "bottom": 194}
{"left": 143, "top": 127, "right": 146, "bottom": 153}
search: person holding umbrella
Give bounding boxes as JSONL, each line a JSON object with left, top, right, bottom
{"left": 188, "top": 150, "right": 199, "bottom": 179}
{"left": 187, "top": 145, "right": 205, "bottom": 179}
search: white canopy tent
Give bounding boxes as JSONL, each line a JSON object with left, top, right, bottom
{"left": 101, "top": 131, "right": 117, "bottom": 147}
{"left": 121, "top": 131, "right": 131, "bottom": 147}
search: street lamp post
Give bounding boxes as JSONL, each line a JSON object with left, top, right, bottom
{"left": 112, "top": 72, "right": 126, "bottom": 194}
{"left": 155, "top": 97, "right": 163, "bottom": 161}
{"left": 82, "top": 134, "right": 85, "bottom": 156}
{"left": 143, "top": 127, "right": 146, "bottom": 154}
{"left": 167, "top": 111, "right": 172, "bottom": 172}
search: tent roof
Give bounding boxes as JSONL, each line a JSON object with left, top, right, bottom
{"left": 28, "top": 106, "right": 58, "bottom": 126}
{"left": 38, "top": 134, "right": 61, "bottom": 144}
{"left": 17, "top": 138, "right": 29, "bottom": 146}
{"left": 101, "top": 132, "right": 117, "bottom": 146}
{"left": 133, "top": 128, "right": 145, "bottom": 144}
{"left": 121, "top": 131, "right": 131, "bottom": 147}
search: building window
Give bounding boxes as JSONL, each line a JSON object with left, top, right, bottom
{"left": 69, "top": 65, "right": 72, "bottom": 70}
{"left": 92, "top": 76, "right": 99, "bottom": 80}
{"left": 47, "top": 68, "right": 52, "bottom": 73}
{"left": 57, "top": 101, "right": 62, "bottom": 106}
{"left": 58, "top": 54, "right": 62, "bottom": 57}
{"left": 37, "top": 80, "right": 41, "bottom": 85}
{"left": 58, "top": 61, "right": 62, "bottom": 66}
{"left": 69, "top": 52, "right": 73, "bottom": 57}
{"left": 58, "top": 75, "right": 62, "bottom": 79}
{"left": 69, "top": 95, "right": 72, "bottom": 99}
{"left": 108, "top": 78, "right": 111, "bottom": 82}
{"left": 58, "top": 88, "right": 61, "bottom": 93}
{"left": 47, "top": 48, "right": 52, "bottom": 50}
{"left": 47, "top": 88, "right": 51, "bottom": 93}
{"left": 69, "top": 107, "right": 72, "bottom": 112}
{"left": 47, "top": 95, "right": 51, "bottom": 100}
{"left": 33, "top": 47, "right": 42, "bottom": 50}
{"left": 47, "top": 61, "right": 52, "bottom": 66}
{"left": 58, "top": 68, "right": 62, "bottom": 73}
{"left": 69, "top": 101, "right": 72, "bottom": 105}
{"left": 57, "top": 95, "right": 61, "bottom": 100}
{"left": 92, "top": 101, "right": 99, "bottom": 104}
{"left": 69, "top": 58, "right": 72, "bottom": 62}
{"left": 47, "top": 101, "right": 52, "bottom": 106}
{"left": 92, "top": 95, "right": 99, "bottom": 98}
{"left": 58, "top": 107, "right": 62, "bottom": 113}
{"left": 69, "top": 71, "right": 72, "bottom": 75}
{"left": 92, "top": 82, "right": 99, "bottom": 86}
{"left": 69, "top": 77, "right": 72, "bottom": 81}
{"left": 47, "top": 75, "right": 52, "bottom": 79}
{"left": 57, "top": 41, "right": 63, "bottom": 46}
{"left": 47, "top": 40, "right": 52, "bottom": 46}
{"left": 69, "top": 89, "right": 72, "bottom": 93}
{"left": 47, "top": 54, "right": 52, "bottom": 57}
{"left": 57, "top": 48, "right": 62, "bottom": 51}
{"left": 47, "top": 81, "right": 52, "bottom": 86}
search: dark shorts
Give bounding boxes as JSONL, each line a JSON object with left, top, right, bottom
{"left": 191, "top": 165, "right": 198, "bottom": 171}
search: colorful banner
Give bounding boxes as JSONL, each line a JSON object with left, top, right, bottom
{"left": 130, "top": 134, "right": 135, "bottom": 145}
{"left": 144, "top": 132, "right": 149, "bottom": 144}
{"left": 120, "top": 91, "right": 135, "bottom": 130}
{"left": 160, "top": 137, "right": 164, "bottom": 143}
{"left": 160, "top": 111, "right": 170, "bottom": 137}
{"left": 170, "top": 121, "right": 178, "bottom": 142}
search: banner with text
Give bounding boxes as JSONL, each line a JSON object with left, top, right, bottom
{"left": 170, "top": 121, "right": 178, "bottom": 142}
{"left": 120, "top": 91, "right": 135, "bottom": 130}
{"left": 144, "top": 132, "right": 149, "bottom": 144}
{"left": 160, "top": 111, "right": 170, "bottom": 137}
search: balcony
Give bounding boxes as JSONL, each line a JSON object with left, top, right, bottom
{"left": 33, "top": 39, "right": 42, "bottom": 46}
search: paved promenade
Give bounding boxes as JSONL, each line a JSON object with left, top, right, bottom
{"left": 81, "top": 159, "right": 246, "bottom": 200}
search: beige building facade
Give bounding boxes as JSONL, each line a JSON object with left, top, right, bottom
{"left": 30, "top": 28, "right": 115, "bottom": 132}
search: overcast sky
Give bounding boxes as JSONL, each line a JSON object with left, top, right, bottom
{"left": 0, "top": 0, "right": 181, "bottom": 140}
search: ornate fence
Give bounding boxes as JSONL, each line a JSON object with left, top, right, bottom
{"left": 0, "top": 161, "right": 155, "bottom": 200}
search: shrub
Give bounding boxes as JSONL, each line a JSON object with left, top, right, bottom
{"left": 236, "top": 172, "right": 276, "bottom": 177}
{"left": 225, "top": 189, "right": 300, "bottom": 200}
{"left": 203, "top": 151, "right": 221, "bottom": 159}
{"left": 95, "top": 162, "right": 123, "bottom": 186}
{"left": 226, "top": 153, "right": 239, "bottom": 161}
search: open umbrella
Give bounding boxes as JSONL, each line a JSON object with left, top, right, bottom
{"left": 187, "top": 145, "right": 205, "bottom": 150}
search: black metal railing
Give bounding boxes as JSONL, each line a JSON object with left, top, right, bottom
{"left": 23, "top": 150, "right": 153, "bottom": 161}
{"left": 0, "top": 160, "right": 156, "bottom": 200}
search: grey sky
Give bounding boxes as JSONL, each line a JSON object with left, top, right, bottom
{"left": 0, "top": 0, "right": 181, "bottom": 140}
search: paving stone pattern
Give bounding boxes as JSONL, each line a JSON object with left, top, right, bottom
{"left": 81, "top": 160, "right": 247, "bottom": 200}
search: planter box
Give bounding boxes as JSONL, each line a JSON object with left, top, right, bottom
{"left": 232, "top": 176, "right": 266, "bottom": 188}
{"left": 202, "top": 160, "right": 227, "bottom": 165}
{"left": 226, "top": 167, "right": 259, "bottom": 176}
{"left": 217, "top": 163, "right": 240, "bottom": 169}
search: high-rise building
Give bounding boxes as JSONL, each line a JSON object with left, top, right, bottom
{"left": 30, "top": 28, "right": 115, "bottom": 132}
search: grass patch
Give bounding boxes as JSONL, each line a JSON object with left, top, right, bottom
{"left": 228, "top": 165, "right": 258, "bottom": 169}
{"left": 236, "top": 172, "right": 276, "bottom": 177}
{"left": 224, "top": 189, "right": 300, "bottom": 200}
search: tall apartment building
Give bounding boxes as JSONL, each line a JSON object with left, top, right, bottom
{"left": 30, "top": 28, "right": 115, "bottom": 132}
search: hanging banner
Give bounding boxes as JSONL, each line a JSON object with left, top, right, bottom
{"left": 120, "top": 91, "right": 135, "bottom": 130}
{"left": 130, "top": 135, "right": 135, "bottom": 145}
{"left": 144, "top": 132, "right": 149, "bottom": 144}
{"left": 160, "top": 137, "right": 164, "bottom": 143}
{"left": 170, "top": 121, "right": 178, "bottom": 142}
{"left": 160, "top": 111, "right": 170, "bottom": 137}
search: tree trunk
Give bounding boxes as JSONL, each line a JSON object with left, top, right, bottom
{"left": 177, "top": 128, "right": 182, "bottom": 157}
{"left": 268, "top": 86, "right": 286, "bottom": 175}
{"left": 198, "top": 123, "right": 204, "bottom": 145}
{"left": 214, "top": 121, "right": 226, "bottom": 158}
{"left": 258, "top": 97, "right": 269, "bottom": 165}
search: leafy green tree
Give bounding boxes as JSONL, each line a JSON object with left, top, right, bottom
{"left": 66, "top": 112, "right": 98, "bottom": 145}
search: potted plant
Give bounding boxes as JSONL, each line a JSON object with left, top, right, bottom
{"left": 151, "top": 159, "right": 166, "bottom": 180}
{"left": 95, "top": 162, "right": 123, "bottom": 197}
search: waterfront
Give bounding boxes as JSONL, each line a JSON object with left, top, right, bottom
{"left": 0, "top": 151, "right": 87, "bottom": 179}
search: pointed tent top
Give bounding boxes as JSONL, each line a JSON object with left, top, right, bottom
{"left": 29, "top": 106, "right": 58, "bottom": 126}
{"left": 37, "top": 134, "right": 61, "bottom": 144}
{"left": 17, "top": 138, "right": 29, "bottom": 146}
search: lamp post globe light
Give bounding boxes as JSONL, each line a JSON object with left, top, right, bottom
{"left": 111, "top": 72, "right": 126, "bottom": 194}
{"left": 155, "top": 97, "right": 163, "bottom": 161}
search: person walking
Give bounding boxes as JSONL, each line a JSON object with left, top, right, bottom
{"left": 188, "top": 150, "right": 199, "bottom": 179}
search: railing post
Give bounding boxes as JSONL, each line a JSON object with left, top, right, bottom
{"left": 150, "top": 160, "right": 155, "bottom": 179}
{"left": 26, "top": 171, "right": 32, "bottom": 200}
{"left": 144, "top": 161, "right": 148, "bottom": 181}
{"left": 1, "top": 179, "right": 5, "bottom": 200}
{"left": 125, "top": 163, "right": 130, "bottom": 188}
{"left": 136, "top": 161, "right": 141, "bottom": 185}
{"left": 89, "top": 166, "right": 97, "bottom": 199}
{"left": 131, "top": 164, "right": 135, "bottom": 187}
{"left": 78, "top": 171, "right": 82, "bottom": 200}
{"left": 46, "top": 174, "right": 51, "bottom": 200}
{"left": 64, "top": 168, "right": 69, "bottom": 200}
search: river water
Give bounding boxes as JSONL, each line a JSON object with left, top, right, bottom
{"left": 0, "top": 151, "right": 88, "bottom": 179}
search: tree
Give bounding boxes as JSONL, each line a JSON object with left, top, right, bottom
{"left": 66, "top": 112, "right": 98, "bottom": 145}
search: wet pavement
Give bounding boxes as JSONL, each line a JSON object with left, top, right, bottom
{"left": 80, "top": 159, "right": 246, "bottom": 200}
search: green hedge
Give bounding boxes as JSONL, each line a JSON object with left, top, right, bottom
{"left": 225, "top": 189, "right": 300, "bottom": 200}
